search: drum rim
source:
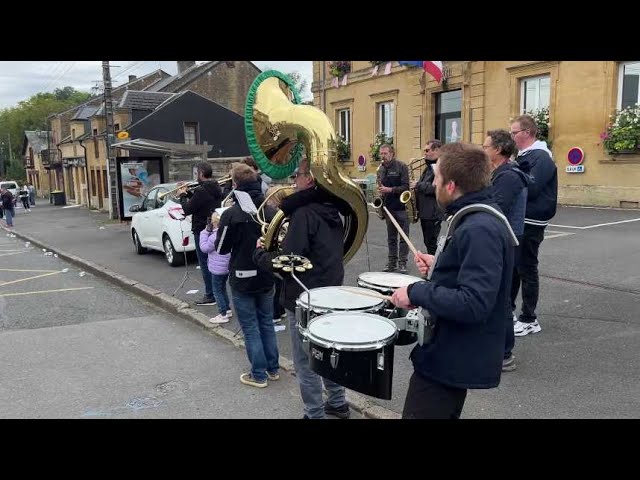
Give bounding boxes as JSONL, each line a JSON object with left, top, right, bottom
{"left": 296, "top": 286, "right": 384, "bottom": 311}
{"left": 304, "top": 312, "right": 398, "bottom": 351}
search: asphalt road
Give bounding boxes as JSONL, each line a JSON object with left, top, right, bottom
{"left": 5, "top": 201, "right": 640, "bottom": 418}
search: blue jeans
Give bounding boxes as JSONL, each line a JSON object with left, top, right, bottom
{"left": 287, "top": 310, "right": 346, "bottom": 419}
{"left": 211, "top": 273, "right": 230, "bottom": 314}
{"left": 4, "top": 208, "right": 14, "bottom": 227}
{"left": 232, "top": 289, "right": 279, "bottom": 382}
{"left": 194, "top": 231, "right": 213, "bottom": 299}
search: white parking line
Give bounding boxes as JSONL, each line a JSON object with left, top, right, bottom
{"left": 549, "top": 217, "right": 640, "bottom": 230}
{"left": 0, "top": 286, "right": 94, "bottom": 297}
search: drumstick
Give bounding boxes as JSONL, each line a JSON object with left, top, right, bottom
{"left": 382, "top": 206, "right": 420, "bottom": 258}
{"left": 339, "top": 287, "right": 392, "bottom": 303}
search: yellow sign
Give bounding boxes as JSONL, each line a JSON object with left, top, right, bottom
{"left": 117, "top": 131, "right": 130, "bottom": 139}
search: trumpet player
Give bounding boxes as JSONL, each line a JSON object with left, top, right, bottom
{"left": 411, "top": 140, "right": 443, "bottom": 254}
{"left": 177, "top": 162, "right": 223, "bottom": 306}
{"left": 378, "top": 144, "right": 410, "bottom": 274}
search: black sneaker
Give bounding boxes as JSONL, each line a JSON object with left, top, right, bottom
{"left": 397, "top": 264, "right": 408, "bottom": 274}
{"left": 382, "top": 263, "right": 397, "bottom": 273}
{"left": 324, "top": 403, "right": 351, "bottom": 419}
{"left": 195, "top": 296, "right": 216, "bottom": 306}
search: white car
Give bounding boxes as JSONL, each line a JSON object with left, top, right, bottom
{"left": 129, "top": 183, "right": 195, "bottom": 267}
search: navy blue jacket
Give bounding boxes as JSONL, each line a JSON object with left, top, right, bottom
{"left": 491, "top": 161, "right": 530, "bottom": 237}
{"left": 516, "top": 149, "right": 558, "bottom": 225}
{"left": 407, "top": 188, "right": 514, "bottom": 389}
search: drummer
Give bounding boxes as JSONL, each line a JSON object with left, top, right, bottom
{"left": 390, "top": 143, "right": 514, "bottom": 419}
{"left": 254, "top": 159, "right": 352, "bottom": 420}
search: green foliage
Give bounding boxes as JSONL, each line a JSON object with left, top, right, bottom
{"left": 369, "top": 132, "right": 393, "bottom": 162}
{"left": 6, "top": 159, "right": 26, "bottom": 183}
{"left": 601, "top": 105, "right": 640, "bottom": 153}
{"left": 0, "top": 86, "right": 91, "bottom": 161}
{"left": 335, "top": 132, "right": 350, "bottom": 161}
{"left": 328, "top": 61, "right": 351, "bottom": 78}
{"left": 524, "top": 107, "right": 552, "bottom": 149}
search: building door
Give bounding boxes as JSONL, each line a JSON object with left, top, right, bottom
{"left": 97, "top": 169, "right": 104, "bottom": 209}
{"left": 66, "top": 167, "right": 75, "bottom": 200}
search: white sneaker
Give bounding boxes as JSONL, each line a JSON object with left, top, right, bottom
{"left": 224, "top": 310, "right": 233, "bottom": 318}
{"left": 514, "top": 320, "right": 541, "bottom": 337}
{"left": 209, "top": 314, "right": 230, "bottom": 325}
{"left": 513, "top": 312, "right": 518, "bottom": 324}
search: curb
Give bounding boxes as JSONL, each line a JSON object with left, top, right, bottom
{"left": 3, "top": 226, "right": 400, "bottom": 420}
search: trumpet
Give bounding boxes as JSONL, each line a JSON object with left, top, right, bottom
{"left": 158, "top": 173, "right": 233, "bottom": 201}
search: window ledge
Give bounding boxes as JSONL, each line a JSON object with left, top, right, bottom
{"left": 599, "top": 158, "right": 640, "bottom": 164}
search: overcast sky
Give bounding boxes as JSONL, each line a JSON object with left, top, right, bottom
{"left": 0, "top": 61, "right": 313, "bottom": 110}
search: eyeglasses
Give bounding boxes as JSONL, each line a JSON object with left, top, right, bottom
{"left": 510, "top": 129, "right": 527, "bottom": 136}
{"left": 291, "top": 171, "right": 311, "bottom": 179}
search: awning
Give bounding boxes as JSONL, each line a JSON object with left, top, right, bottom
{"left": 113, "top": 138, "right": 212, "bottom": 157}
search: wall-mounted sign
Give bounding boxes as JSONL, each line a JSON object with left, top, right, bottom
{"left": 566, "top": 147, "right": 585, "bottom": 173}
{"left": 117, "top": 131, "right": 130, "bottom": 140}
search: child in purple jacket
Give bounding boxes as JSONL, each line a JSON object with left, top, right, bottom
{"left": 199, "top": 211, "right": 232, "bottom": 324}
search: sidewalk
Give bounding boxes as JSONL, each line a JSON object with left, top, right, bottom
{"left": 3, "top": 201, "right": 395, "bottom": 419}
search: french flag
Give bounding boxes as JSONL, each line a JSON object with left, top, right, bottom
{"left": 398, "top": 61, "right": 443, "bottom": 83}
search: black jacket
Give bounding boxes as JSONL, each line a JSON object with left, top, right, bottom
{"left": 253, "top": 186, "right": 345, "bottom": 311}
{"left": 378, "top": 159, "right": 409, "bottom": 211}
{"left": 414, "top": 160, "right": 442, "bottom": 220}
{"left": 215, "top": 180, "right": 273, "bottom": 295}
{"left": 491, "top": 161, "right": 530, "bottom": 237}
{"left": 407, "top": 188, "right": 514, "bottom": 389}
{"left": 1, "top": 191, "right": 13, "bottom": 210}
{"left": 516, "top": 149, "right": 558, "bottom": 225}
{"left": 179, "top": 180, "right": 222, "bottom": 234}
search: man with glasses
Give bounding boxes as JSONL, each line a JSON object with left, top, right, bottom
{"left": 411, "top": 140, "right": 443, "bottom": 254}
{"left": 254, "top": 159, "right": 351, "bottom": 419}
{"left": 509, "top": 115, "right": 557, "bottom": 337}
{"left": 378, "top": 144, "right": 411, "bottom": 273}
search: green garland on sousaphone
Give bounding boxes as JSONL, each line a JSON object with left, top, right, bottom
{"left": 244, "top": 70, "right": 304, "bottom": 179}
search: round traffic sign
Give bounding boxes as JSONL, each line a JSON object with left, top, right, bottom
{"left": 567, "top": 147, "right": 584, "bottom": 165}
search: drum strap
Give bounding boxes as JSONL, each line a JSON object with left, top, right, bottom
{"left": 428, "top": 203, "right": 518, "bottom": 280}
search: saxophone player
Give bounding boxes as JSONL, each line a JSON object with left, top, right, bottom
{"left": 411, "top": 140, "right": 443, "bottom": 254}
{"left": 378, "top": 144, "right": 410, "bottom": 274}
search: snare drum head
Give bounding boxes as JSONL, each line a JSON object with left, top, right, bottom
{"left": 307, "top": 313, "right": 397, "bottom": 346}
{"left": 297, "top": 287, "right": 382, "bottom": 311}
{"left": 358, "top": 271, "right": 423, "bottom": 289}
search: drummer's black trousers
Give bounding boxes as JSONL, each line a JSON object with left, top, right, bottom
{"left": 402, "top": 372, "right": 467, "bottom": 419}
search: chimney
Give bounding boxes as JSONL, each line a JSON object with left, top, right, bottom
{"left": 128, "top": 75, "right": 137, "bottom": 83}
{"left": 177, "top": 61, "right": 196, "bottom": 74}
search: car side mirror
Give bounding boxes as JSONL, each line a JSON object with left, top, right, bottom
{"left": 129, "top": 204, "right": 142, "bottom": 213}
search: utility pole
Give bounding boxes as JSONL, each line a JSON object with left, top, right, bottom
{"left": 102, "top": 61, "right": 119, "bottom": 220}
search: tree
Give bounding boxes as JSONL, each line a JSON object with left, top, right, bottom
{"left": 0, "top": 86, "right": 91, "bottom": 162}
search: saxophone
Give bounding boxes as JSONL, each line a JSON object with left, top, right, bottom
{"left": 400, "top": 162, "right": 419, "bottom": 223}
{"left": 244, "top": 70, "right": 368, "bottom": 263}
{"left": 370, "top": 163, "right": 386, "bottom": 221}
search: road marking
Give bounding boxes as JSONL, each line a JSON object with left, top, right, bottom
{"left": 0, "top": 268, "right": 58, "bottom": 273}
{"left": 0, "top": 251, "right": 28, "bottom": 258}
{"left": 0, "top": 286, "right": 94, "bottom": 297}
{"left": 564, "top": 205, "right": 639, "bottom": 211}
{"left": 545, "top": 232, "right": 575, "bottom": 239}
{"left": 0, "top": 271, "right": 61, "bottom": 287}
{"left": 549, "top": 217, "right": 640, "bottom": 230}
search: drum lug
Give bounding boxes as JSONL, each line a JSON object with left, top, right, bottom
{"left": 330, "top": 350, "right": 339, "bottom": 369}
{"left": 377, "top": 352, "right": 385, "bottom": 371}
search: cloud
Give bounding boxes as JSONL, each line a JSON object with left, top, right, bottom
{"left": 0, "top": 60, "right": 313, "bottom": 109}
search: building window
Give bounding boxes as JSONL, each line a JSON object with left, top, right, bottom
{"left": 337, "top": 108, "right": 351, "bottom": 144}
{"left": 114, "top": 123, "right": 120, "bottom": 132}
{"left": 184, "top": 122, "right": 199, "bottom": 145}
{"left": 435, "top": 90, "right": 462, "bottom": 144}
{"left": 93, "top": 128, "right": 99, "bottom": 158}
{"left": 71, "top": 128, "right": 76, "bottom": 140}
{"left": 618, "top": 61, "right": 640, "bottom": 110}
{"left": 377, "top": 102, "right": 394, "bottom": 140}
{"left": 520, "top": 75, "right": 550, "bottom": 113}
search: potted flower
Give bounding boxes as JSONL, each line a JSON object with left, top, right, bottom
{"left": 328, "top": 61, "right": 351, "bottom": 78}
{"left": 335, "top": 133, "right": 351, "bottom": 161}
{"left": 601, "top": 105, "right": 640, "bottom": 154}
{"left": 525, "top": 107, "right": 552, "bottom": 150}
{"left": 369, "top": 132, "right": 393, "bottom": 162}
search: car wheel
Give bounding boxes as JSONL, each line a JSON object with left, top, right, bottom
{"left": 132, "top": 230, "right": 147, "bottom": 254}
{"left": 163, "top": 234, "right": 184, "bottom": 267}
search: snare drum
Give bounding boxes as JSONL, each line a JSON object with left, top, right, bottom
{"left": 295, "top": 286, "right": 385, "bottom": 329}
{"left": 357, "top": 272, "right": 425, "bottom": 346}
{"left": 304, "top": 312, "right": 398, "bottom": 400}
